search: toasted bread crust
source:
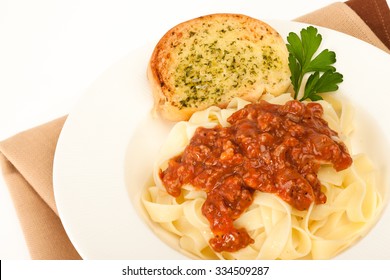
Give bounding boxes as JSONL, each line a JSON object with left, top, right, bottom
{"left": 148, "top": 13, "right": 291, "bottom": 121}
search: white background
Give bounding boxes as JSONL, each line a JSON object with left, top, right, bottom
{"left": 0, "top": 0, "right": 387, "bottom": 259}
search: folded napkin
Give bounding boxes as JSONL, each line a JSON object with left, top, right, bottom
{"left": 297, "top": 0, "right": 390, "bottom": 53}
{"left": 0, "top": 117, "right": 80, "bottom": 260}
{"left": 1, "top": 0, "right": 389, "bottom": 260}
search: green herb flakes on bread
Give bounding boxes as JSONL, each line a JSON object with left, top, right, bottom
{"left": 148, "top": 13, "right": 291, "bottom": 121}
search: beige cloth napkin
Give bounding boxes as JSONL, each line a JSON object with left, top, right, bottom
{"left": 1, "top": 0, "right": 389, "bottom": 260}
{"left": 297, "top": 0, "right": 390, "bottom": 53}
{"left": 0, "top": 117, "right": 80, "bottom": 259}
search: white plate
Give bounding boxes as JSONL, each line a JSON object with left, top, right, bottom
{"left": 53, "top": 20, "right": 390, "bottom": 260}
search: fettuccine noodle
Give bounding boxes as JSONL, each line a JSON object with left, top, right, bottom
{"left": 142, "top": 93, "right": 383, "bottom": 260}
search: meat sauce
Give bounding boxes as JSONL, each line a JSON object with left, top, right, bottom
{"left": 159, "top": 100, "right": 352, "bottom": 253}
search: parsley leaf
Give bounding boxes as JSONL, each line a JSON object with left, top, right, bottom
{"left": 302, "top": 70, "right": 343, "bottom": 101}
{"left": 286, "top": 26, "right": 343, "bottom": 101}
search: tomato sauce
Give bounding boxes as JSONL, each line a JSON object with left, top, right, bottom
{"left": 160, "top": 100, "right": 352, "bottom": 252}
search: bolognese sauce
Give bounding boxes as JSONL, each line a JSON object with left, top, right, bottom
{"left": 159, "top": 100, "right": 352, "bottom": 253}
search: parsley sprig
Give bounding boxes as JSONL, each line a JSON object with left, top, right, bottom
{"left": 286, "top": 26, "right": 343, "bottom": 101}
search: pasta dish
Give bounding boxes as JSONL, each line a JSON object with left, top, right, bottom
{"left": 142, "top": 93, "right": 383, "bottom": 259}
